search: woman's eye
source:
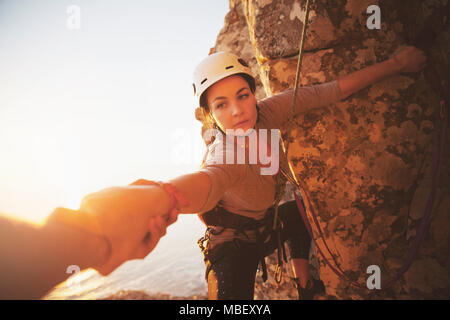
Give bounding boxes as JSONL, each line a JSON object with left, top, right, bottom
{"left": 216, "top": 103, "right": 225, "bottom": 109}
{"left": 239, "top": 94, "right": 249, "bottom": 100}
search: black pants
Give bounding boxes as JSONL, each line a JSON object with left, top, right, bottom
{"left": 204, "top": 200, "right": 311, "bottom": 300}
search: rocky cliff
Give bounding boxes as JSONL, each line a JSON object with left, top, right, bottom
{"left": 208, "top": 0, "right": 449, "bottom": 299}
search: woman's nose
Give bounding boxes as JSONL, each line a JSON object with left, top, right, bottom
{"left": 231, "top": 101, "right": 244, "bottom": 116}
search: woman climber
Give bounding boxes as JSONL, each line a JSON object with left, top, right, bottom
{"left": 74, "top": 45, "right": 427, "bottom": 300}
{"left": 0, "top": 46, "right": 426, "bottom": 300}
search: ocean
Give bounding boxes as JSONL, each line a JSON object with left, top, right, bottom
{"left": 44, "top": 215, "right": 208, "bottom": 300}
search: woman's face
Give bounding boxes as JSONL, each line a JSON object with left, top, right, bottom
{"left": 205, "top": 75, "right": 257, "bottom": 133}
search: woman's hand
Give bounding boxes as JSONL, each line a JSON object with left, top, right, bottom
{"left": 78, "top": 185, "right": 173, "bottom": 275}
{"left": 139, "top": 212, "right": 178, "bottom": 255}
{"left": 338, "top": 45, "right": 428, "bottom": 99}
{"left": 391, "top": 46, "right": 427, "bottom": 73}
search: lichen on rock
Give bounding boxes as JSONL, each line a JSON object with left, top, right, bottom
{"left": 205, "top": 0, "right": 449, "bottom": 299}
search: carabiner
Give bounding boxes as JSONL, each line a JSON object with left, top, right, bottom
{"left": 275, "top": 264, "right": 283, "bottom": 284}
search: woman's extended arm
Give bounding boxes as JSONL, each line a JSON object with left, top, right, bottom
{"left": 76, "top": 171, "right": 213, "bottom": 274}
{"left": 337, "top": 46, "right": 427, "bottom": 99}
{"left": 259, "top": 46, "right": 426, "bottom": 125}
{"left": 168, "top": 171, "right": 212, "bottom": 213}
{"left": 80, "top": 171, "right": 212, "bottom": 217}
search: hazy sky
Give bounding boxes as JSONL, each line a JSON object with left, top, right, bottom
{"left": 0, "top": 0, "right": 229, "bottom": 222}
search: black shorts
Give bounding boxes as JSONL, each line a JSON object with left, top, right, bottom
{"left": 201, "top": 200, "right": 311, "bottom": 300}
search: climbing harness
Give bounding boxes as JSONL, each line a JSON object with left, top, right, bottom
{"left": 198, "top": 205, "right": 278, "bottom": 282}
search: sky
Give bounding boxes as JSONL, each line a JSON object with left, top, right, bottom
{"left": 0, "top": 0, "right": 230, "bottom": 222}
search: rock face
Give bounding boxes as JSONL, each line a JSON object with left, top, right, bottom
{"left": 209, "top": 0, "right": 450, "bottom": 299}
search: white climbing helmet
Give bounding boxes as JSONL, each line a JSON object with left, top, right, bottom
{"left": 192, "top": 51, "right": 255, "bottom": 108}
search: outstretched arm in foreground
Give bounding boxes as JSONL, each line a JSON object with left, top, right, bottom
{"left": 0, "top": 212, "right": 109, "bottom": 299}
{"left": 0, "top": 171, "right": 212, "bottom": 299}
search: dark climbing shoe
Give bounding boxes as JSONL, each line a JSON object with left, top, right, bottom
{"left": 293, "top": 278, "right": 325, "bottom": 300}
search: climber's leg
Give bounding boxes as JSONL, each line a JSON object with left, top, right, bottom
{"left": 277, "top": 200, "right": 313, "bottom": 287}
{"left": 206, "top": 240, "right": 259, "bottom": 300}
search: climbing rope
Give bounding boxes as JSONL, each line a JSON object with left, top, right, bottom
{"left": 272, "top": 0, "right": 311, "bottom": 284}
{"left": 272, "top": 0, "right": 448, "bottom": 290}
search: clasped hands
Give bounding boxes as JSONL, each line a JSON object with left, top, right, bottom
{"left": 46, "top": 180, "right": 177, "bottom": 276}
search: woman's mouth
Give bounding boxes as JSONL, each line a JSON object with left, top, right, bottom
{"left": 234, "top": 119, "right": 249, "bottom": 128}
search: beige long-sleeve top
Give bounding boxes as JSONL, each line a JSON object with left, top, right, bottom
{"left": 197, "top": 80, "right": 343, "bottom": 245}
